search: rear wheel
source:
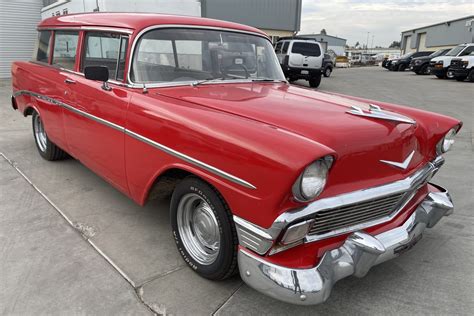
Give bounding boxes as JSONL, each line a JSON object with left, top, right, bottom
{"left": 309, "top": 74, "right": 322, "bottom": 88}
{"left": 419, "top": 64, "right": 429, "bottom": 75}
{"left": 170, "top": 177, "right": 238, "bottom": 280}
{"left": 32, "top": 111, "right": 68, "bottom": 161}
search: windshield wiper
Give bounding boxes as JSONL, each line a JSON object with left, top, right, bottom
{"left": 191, "top": 77, "right": 227, "bottom": 87}
{"left": 250, "top": 78, "right": 287, "bottom": 83}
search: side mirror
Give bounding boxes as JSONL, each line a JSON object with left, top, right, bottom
{"left": 84, "top": 66, "right": 111, "bottom": 91}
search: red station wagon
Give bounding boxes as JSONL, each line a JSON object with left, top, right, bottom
{"left": 11, "top": 13, "right": 461, "bottom": 305}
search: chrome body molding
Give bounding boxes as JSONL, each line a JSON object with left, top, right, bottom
{"left": 38, "top": 26, "right": 133, "bottom": 34}
{"left": 238, "top": 185, "right": 453, "bottom": 305}
{"left": 234, "top": 156, "right": 444, "bottom": 254}
{"left": 380, "top": 149, "right": 415, "bottom": 170}
{"left": 347, "top": 104, "right": 416, "bottom": 125}
{"left": 12, "top": 90, "right": 256, "bottom": 190}
{"left": 233, "top": 216, "right": 274, "bottom": 255}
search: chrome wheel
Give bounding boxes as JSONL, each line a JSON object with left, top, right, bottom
{"left": 33, "top": 114, "right": 47, "bottom": 152}
{"left": 176, "top": 193, "right": 220, "bottom": 265}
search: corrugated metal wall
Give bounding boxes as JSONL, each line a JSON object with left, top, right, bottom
{"left": 0, "top": 0, "right": 43, "bottom": 79}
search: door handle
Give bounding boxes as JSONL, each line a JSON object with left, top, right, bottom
{"left": 65, "top": 78, "right": 76, "bottom": 84}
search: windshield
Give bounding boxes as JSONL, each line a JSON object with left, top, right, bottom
{"left": 429, "top": 49, "right": 446, "bottom": 57}
{"left": 446, "top": 45, "right": 465, "bottom": 56}
{"left": 131, "top": 28, "right": 285, "bottom": 84}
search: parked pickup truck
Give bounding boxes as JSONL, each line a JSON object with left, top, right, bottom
{"left": 450, "top": 53, "right": 474, "bottom": 82}
{"left": 11, "top": 13, "right": 462, "bottom": 305}
{"left": 430, "top": 43, "right": 474, "bottom": 79}
{"left": 409, "top": 49, "right": 450, "bottom": 75}
{"left": 389, "top": 51, "right": 434, "bottom": 71}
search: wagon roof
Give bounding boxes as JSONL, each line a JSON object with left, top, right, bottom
{"left": 39, "top": 12, "right": 267, "bottom": 37}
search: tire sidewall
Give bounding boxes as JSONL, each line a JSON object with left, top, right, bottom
{"left": 32, "top": 111, "right": 52, "bottom": 159}
{"left": 170, "top": 177, "right": 236, "bottom": 280}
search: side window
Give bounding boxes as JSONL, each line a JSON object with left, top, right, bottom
{"left": 52, "top": 31, "right": 79, "bottom": 70}
{"left": 460, "top": 46, "right": 474, "bottom": 56}
{"left": 35, "top": 31, "right": 51, "bottom": 63}
{"left": 82, "top": 32, "right": 128, "bottom": 81}
{"left": 282, "top": 42, "right": 289, "bottom": 54}
{"left": 291, "top": 42, "right": 321, "bottom": 57}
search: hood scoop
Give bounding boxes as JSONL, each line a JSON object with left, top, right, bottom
{"left": 347, "top": 104, "right": 416, "bottom": 125}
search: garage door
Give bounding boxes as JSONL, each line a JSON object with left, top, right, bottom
{"left": 0, "top": 0, "right": 42, "bottom": 79}
{"left": 418, "top": 33, "right": 427, "bottom": 51}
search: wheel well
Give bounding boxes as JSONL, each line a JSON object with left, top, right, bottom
{"left": 24, "top": 106, "right": 35, "bottom": 117}
{"left": 146, "top": 168, "right": 193, "bottom": 202}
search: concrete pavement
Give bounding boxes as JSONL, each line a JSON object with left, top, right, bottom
{"left": 0, "top": 67, "right": 473, "bottom": 315}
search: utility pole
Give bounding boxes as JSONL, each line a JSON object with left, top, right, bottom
{"left": 371, "top": 35, "right": 374, "bottom": 53}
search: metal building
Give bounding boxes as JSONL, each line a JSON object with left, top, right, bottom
{"left": 0, "top": 0, "right": 43, "bottom": 79}
{"left": 201, "top": 0, "right": 302, "bottom": 42}
{"left": 297, "top": 34, "right": 347, "bottom": 56}
{"left": 401, "top": 15, "right": 474, "bottom": 54}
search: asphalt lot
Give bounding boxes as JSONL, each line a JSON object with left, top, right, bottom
{"left": 1, "top": 67, "right": 473, "bottom": 315}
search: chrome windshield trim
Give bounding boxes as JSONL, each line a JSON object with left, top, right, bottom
{"left": 13, "top": 90, "right": 256, "bottom": 190}
{"left": 127, "top": 24, "right": 271, "bottom": 87}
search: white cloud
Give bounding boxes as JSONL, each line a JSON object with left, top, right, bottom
{"left": 300, "top": 0, "right": 473, "bottom": 47}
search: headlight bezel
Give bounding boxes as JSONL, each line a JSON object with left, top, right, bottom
{"left": 436, "top": 127, "right": 459, "bottom": 155}
{"left": 292, "top": 156, "right": 334, "bottom": 202}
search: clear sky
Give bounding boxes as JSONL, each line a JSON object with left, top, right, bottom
{"left": 300, "top": 0, "right": 473, "bottom": 47}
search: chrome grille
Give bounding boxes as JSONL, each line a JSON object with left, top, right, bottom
{"left": 308, "top": 192, "right": 406, "bottom": 236}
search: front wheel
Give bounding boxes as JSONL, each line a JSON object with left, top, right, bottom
{"left": 446, "top": 68, "right": 455, "bottom": 79}
{"left": 323, "top": 67, "right": 332, "bottom": 77}
{"left": 32, "top": 111, "right": 68, "bottom": 161}
{"left": 170, "top": 177, "right": 238, "bottom": 280}
{"left": 309, "top": 74, "right": 322, "bottom": 88}
{"left": 418, "top": 64, "right": 430, "bottom": 75}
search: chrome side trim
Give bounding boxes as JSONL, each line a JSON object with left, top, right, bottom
{"left": 13, "top": 90, "right": 256, "bottom": 190}
{"left": 127, "top": 24, "right": 271, "bottom": 87}
{"left": 380, "top": 150, "right": 415, "bottom": 170}
{"left": 238, "top": 186, "right": 453, "bottom": 305}
{"left": 233, "top": 216, "right": 274, "bottom": 255}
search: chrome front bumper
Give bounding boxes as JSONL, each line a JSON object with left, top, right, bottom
{"left": 238, "top": 185, "right": 453, "bottom": 305}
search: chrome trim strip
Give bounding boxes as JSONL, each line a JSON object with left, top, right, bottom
{"left": 38, "top": 26, "right": 133, "bottom": 34}
{"left": 127, "top": 24, "right": 271, "bottom": 87}
{"left": 13, "top": 90, "right": 256, "bottom": 190}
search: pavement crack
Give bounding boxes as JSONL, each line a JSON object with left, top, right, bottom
{"left": 211, "top": 281, "right": 244, "bottom": 315}
{"left": 135, "top": 287, "right": 166, "bottom": 316}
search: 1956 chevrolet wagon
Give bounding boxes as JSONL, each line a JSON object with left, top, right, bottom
{"left": 11, "top": 13, "right": 461, "bottom": 305}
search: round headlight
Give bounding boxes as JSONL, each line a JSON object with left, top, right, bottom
{"left": 437, "top": 128, "right": 457, "bottom": 154}
{"left": 293, "top": 156, "right": 333, "bottom": 201}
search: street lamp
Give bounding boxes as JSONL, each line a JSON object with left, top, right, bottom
{"left": 366, "top": 32, "right": 370, "bottom": 53}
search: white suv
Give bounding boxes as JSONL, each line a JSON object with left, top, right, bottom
{"left": 275, "top": 38, "right": 324, "bottom": 88}
{"left": 430, "top": 43, "right": 474, "bottom": 79}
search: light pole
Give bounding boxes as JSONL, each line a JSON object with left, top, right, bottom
{"left": 371, "top": 35, "right": 375, "bottom": 53}
{"left": 366, "top": 32, "right": 370, "bottom": 53}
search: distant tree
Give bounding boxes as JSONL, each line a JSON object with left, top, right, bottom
{"left": 320, "top": 28, "right": 327, "bottom": 35}
{"left": 389, "top": 41, "right": 401, "bottom": 48}
{"left": 354, "top": 41, "right": 360, "bottom": 48}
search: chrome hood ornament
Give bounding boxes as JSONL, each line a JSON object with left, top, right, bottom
{"left": 347, "top": 104, "right": 416, "bottom": 125}
{"left": 380, "top": 150, "right": 415, "bottom": 170}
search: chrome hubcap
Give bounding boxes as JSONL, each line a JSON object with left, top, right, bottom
{"left": 33, "top": 114, "right": 47, "bottom": 152}
{"left": 177, "top": 193, "right": 220, "bottom": 265}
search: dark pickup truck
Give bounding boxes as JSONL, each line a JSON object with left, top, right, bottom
{"left": 388, "top": 51, "right": 434, "bottom": 71}
{"left": 409, "top": 49, "right": 450, "bottom": 75}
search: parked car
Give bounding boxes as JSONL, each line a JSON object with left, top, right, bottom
{"left": 430, "top": 43, "right": 474, "bottom": 79}
{"left": 275, "top": 37, "right": 323, "bottom": 87}
{"left": 389, "top": 51, "right": 434, "bottom": 71}
{"left": 450, "top": 52, "right": 474, "bottom": 82}
{"left": 322, "top": 53, "right": 334, "bottom": 77}
{"left": 335, "top": 55, "right": 350, "bottom": 68}
{"left": 409, "top": 49, "right": 450, "bottom": 75}
{"left": 11, "top": 13, "right": 462, "bottom": 305}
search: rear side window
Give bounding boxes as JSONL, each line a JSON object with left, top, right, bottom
{"left": 82, "top": 32, "right": 129, "bottom": 81}
{"left": 52, "top": 31, "right": 79, "bottom": 70}
{"left": 282, "top": 42, "right": 289, "bottom": 54}
{"left": 291, "top": 42, "right": 321, "bottom": 57}
{"left": 35, "top": 31, "right": 51, "bottom": 63}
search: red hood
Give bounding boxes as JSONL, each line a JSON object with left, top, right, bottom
{"left": 151, "top": 82, "right": 454, "bottom": 196}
